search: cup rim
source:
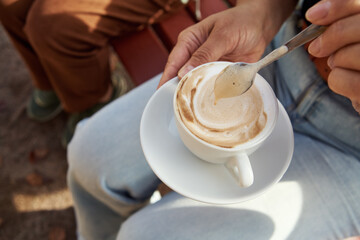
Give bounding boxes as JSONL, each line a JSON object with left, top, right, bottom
{"left": 173, "top": 61, "right": 279, "bottom": 152}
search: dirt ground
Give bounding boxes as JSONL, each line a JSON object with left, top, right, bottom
{"left": 0, "top": 21, "right": 77, "bottom": 239}
{"left": 0, "top": 23, "right": 133, "bottom": 240}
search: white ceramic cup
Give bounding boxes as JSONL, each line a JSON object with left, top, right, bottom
{"left": 173, "top": 62, "right": 279, "bottom": 187}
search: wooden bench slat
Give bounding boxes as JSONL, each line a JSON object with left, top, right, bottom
{"left": 153, "top": 8, "right": 196, "bottom": 51}
{"left": 111, "top": 27, "right": 169, "bottom": 86}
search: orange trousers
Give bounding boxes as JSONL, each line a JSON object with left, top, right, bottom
{"left": 0, "top": 0, "right": 183, "bottom": 112}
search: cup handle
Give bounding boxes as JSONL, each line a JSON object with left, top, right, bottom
{"left": 225, "top": 153, "right": 254, "bottom": 187}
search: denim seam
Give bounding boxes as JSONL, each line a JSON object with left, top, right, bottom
{"left": 295, "top": 79, "right": 328, "bottom": 117}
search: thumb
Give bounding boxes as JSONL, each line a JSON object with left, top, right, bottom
{"left": 178, "top": 35, "right": 229, "bottom": 78}
{"left": 352, "top": 101, "right": 360, "bottom": 114}
{"left": 306, "top": 0, "right": 360, "bottom": 25}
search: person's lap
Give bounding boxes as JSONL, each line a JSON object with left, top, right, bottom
{"left": 117, "top": 132, "right": 360, "bottom": 239}
{"left": 68, "top": 74, "right": 360, "bottom": 240}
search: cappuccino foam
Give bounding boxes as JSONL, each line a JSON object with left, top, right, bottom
{"left": 176, "top": 62, "right": 267, "bottom": 148}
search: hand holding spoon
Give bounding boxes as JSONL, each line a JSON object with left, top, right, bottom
{"left": 214, "top": 24, "right": 327, "bottom": 100}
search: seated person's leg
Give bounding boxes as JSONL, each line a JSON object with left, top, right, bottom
{"left": 117, "top": 132, "right": 360, "bottom": 240}
{"left": 23, "top": 0, "right": 185, "bottom": 146}
{"left": 67, "top": 77, "right": 161, "bottom": 240}
{"left": 24, "top": 0, "right": 184, "bottom": 113}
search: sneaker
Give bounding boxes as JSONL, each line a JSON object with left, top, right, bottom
{"left": 26, "top": 89, "right": 62, "bottom": 122}
{"left": 61, "top": 100, "right": 107, "bottom": 148}
{"left": 61, "top": 74, "right": 130, "bottom": 148}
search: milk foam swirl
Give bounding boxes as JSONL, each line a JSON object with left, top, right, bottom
{"left": 176, "top": 63, "right": 267, "bottom": 148}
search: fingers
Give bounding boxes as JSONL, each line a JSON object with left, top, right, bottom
{"left": 306, "top": 0, "right": 360, "bottom": 112}
{"left": 327, "top": 67, "right": 360, "bottom": 103}
{"left": 178, "top": 33, "right": 232, "bottom": 76}
{"left": 158, "top": 16, "right": 234, "bottom": 87}
{"left": 308, "top": 14, "right": 360, "bottom": 57}
{"left": 328, "top": 43, "right": 360, "bottom": 70}
{"left": 353, "top": 101, "right": 360, "bottom": 114}
{"left": 343, "top": 237, "right": 360, "bottom": 240}
{"left": 158, "top": 26, "right": 207, "bottom": 88}
{"left": 158, "top": 39, "right": 197, "bottom": 88}
{"left": 306, "top": 0, "right": 360, "bottom": 25}
{"left": 159, "top": 32, "right": 228, "bottom": 88}
{"left": 176, "top": 16, "right": 238, "bottom": 79}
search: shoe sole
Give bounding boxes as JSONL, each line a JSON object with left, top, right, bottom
{"left": 26, "top": 97, "right": 63, "bottom": 122}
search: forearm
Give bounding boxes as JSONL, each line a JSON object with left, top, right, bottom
{"left": 236, "top": 0, "right": 298, "bottom": 43}
{"left": 160, "top": 0, "right": 299, "bottom": 85}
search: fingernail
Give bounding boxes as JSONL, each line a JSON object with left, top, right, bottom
{"left": 327, "top": 55, "right": 334, "bottom": 69}
{"left": 306, "top": 1, "right": 331, "bottom": 22}
{"left": 178, "top": 65, "right": 194, "bottom": 78}
{"left": 308, "top": 39, "right": 321, "bottom": 56}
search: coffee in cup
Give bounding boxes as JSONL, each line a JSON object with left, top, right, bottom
{"left": 176, "top": 62, "right": 267, "bottom": 148}
{"left": 173, "top": 61, "right": 278, "bottom": 187}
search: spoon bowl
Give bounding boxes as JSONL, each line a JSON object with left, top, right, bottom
{"left": 214, "top": 24, "right": 327, "bottom": 100}
{"left": 214, "top": 62, "right": 257, "bottom": 101}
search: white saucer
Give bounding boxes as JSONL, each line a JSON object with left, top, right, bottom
{"left": 140, "top": 78, "right": 294, "bottom": 205}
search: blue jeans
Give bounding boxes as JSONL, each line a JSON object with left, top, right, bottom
{"left": 67, "top": 15, "right": 360, "bottom": 240}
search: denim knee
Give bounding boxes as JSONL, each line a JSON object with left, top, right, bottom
{"left": 67, "top": 120, "right": 100, "bottom": 186}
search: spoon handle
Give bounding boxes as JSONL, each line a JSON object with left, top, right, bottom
{"left": 256, "top": 24, "right": 327, "bottom": 70}
{"left": 285, "top": 24, "right": 327, "bottom": 52}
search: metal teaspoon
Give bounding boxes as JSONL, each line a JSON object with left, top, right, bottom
{"left": 214, "top": 24, "right": 327, "bottom": 101}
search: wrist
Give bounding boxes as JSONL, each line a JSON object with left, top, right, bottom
{"left": 235, "top": 0, "right": 298, "bottom": 43}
